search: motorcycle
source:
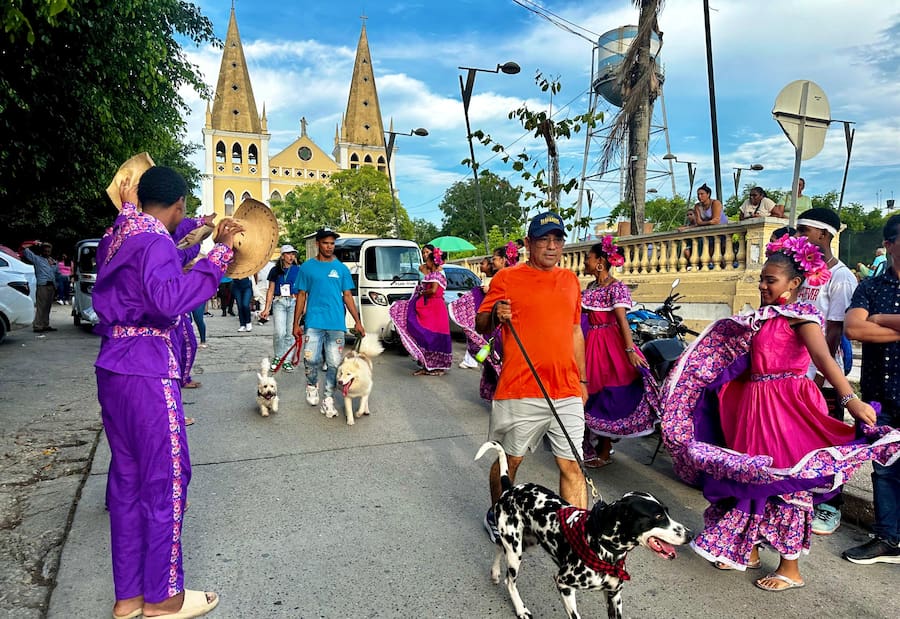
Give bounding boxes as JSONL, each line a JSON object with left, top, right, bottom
{"left": 627, "top": 278, "right": 698, "bottom": 382}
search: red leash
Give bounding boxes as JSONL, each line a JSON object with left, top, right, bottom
{"left": 272, "top": 336, "right": 302, "bottom": 374}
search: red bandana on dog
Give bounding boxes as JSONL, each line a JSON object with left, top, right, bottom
{"left": 558, "top": 506, "right": 630, "bottom": 580}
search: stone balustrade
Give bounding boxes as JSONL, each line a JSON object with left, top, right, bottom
{"left": 450, "top": 217, "right": 812, "bottom": 333}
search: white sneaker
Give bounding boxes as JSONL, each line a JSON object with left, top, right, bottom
{"left": 306, "top": 385, "right": 319, "bottom": 406}
{"left": 459, "top": 360, "right": 478, "bottom": 369}
{"left": 321, "top": 396, "right": 337, "bottom": 418}
{"left": 237, "top": 325, "right": 246, "bottom": 332}
{"left": 246, "top": 324, "right": 252, "bottom": 332}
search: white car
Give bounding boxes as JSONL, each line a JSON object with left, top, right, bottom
{"left": 0, "top": 252, "right": 36, "bottom": 342}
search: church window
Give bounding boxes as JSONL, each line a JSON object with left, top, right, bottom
{"left": 321, "top": 173, "right": 328, "bottom": 179}
{"left": 362, "top": 58, "right": 368, "bottom": 64}
{"left": 231, "top": 62, "right": 237, "bottom": 68}
{"left": 232, "top": 109, "right": 239, "bottom": 116}
{"left": 377, "top": 155, "right": 386, "bottom": 173}
{"left": 298, "top": 146, "right": 312, "bottom": 161}
{"left": 271, "top": 168, "right": 279, "bottom": 175}
{"left": 248, "top": 144, "right": 258, "bottom": 165}
{"left": 364, "top": 154, "right": 373, "bottom": 164}
{"left": 224, "top": 191, "right": 235, "bottom": 216}
{"left": 215, "top": 141, "right": 226, "bottom": 164}
{"left": 271, "top": 191, "right": 282, "bottom": 202}
{"left": 309, "top": 171, "right": 315, "bottom": 178}
{"left": 232, "top": 143, "right": 242, "bottom": 163}
{"left": 241, "top": 191, "right": 252, "bottom": 202}
{"left": 350, "top": 153, "right": 359, "bottom": 170}
{"left": 364, "top": 124, "right": 370, "bottom": 130}
{"left": 231, "top": 84, "right": 238, "bottom": 91}
{"left": 284, "top": 169, "right": 291, "bottom": 176}
{"left": 362, "top": 100, "right": 368, "bottom": 106}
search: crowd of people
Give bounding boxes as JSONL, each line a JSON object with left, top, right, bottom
{"left": 72, "top": 162, "right": 899, "bottom": 619}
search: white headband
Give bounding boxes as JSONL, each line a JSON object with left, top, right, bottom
{"left": 796, "top": 218, "right": 838, "bottom": 238}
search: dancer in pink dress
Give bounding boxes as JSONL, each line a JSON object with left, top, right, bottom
{"left": 662, "top": 234, "right": 900, "bottom": 592}
{"left": 581, "top": 237, "right": 659, "bottom": 467}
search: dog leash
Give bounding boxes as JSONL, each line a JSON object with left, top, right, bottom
{"left": 499, "top": 307, "right": 600, "bottom": 503}
{"left": 272, "top": 337, "right": 302, "bottom": 375}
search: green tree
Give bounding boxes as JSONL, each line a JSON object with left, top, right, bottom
{"left": 411, "top": 218, "right": 440, "bottom": 246}
{"left": 270, "top": 184, "right": 337, "bottom": 259}
{"left": 438, "top": 170, "right": 522, "bottom": 246}
{"left": 607, "top": 194, "right": 689, "bottom": 233}
{"left": 329, "top": 166, "right": 412, "bottom": 238}
{"left": 0, "top": 0, "right": 217, "bottom": 248}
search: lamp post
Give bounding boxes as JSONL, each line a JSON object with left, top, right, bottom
{"left": 663, "top": 153, "right": 698, "bottom": 199}
{"left": 459, "top": 61, "right": 520, "bottom": 254}
{"left": 384, "top": 127, "right": 429, "bottom": 237}
{"left": 732, "top": 163, "right": 764, "bottom": 202}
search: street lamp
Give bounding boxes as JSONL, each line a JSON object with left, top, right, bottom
{"left": 663, "top": 153, "right": 698, "bottom": 198}
{"left": 384, "top": 127, "right": 429, "bottom": 237}
{"left": 732, "top": 163, "right": 764, "bottom": 202}
{"left": 459, "top": 61, "right": 520, "bottom": 254}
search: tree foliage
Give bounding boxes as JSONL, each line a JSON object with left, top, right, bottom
{"left": 0, "top": 0, "right": 217, "bottom": 249}
{"left": 438, "top": 170, "right": 522, "bottom": 248}
{"left": 411, "top": 218, "right": 440, "bottom": 246}
{"left": 607, "top": 194, "right": 690, "bottom": 233}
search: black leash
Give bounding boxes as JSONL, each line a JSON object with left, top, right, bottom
{"left": 499, "top": 305, "right": 600, "bottom": 502}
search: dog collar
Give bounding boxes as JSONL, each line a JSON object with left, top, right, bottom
{"left": 558, "top": 506, "right": 630, "bottom": 580}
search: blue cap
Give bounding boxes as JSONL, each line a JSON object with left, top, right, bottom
{"left": 527, "top": 211, "right": 565, "bottom": 239}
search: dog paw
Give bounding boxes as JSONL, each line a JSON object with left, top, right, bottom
{"left": 261, "top": 410, "right": 269, "bottom": 417}
{"left": 516, "top": 609, "right": 532, "bottom": 619}
{"left": 346, "top": 418, "right": 355, "bottom": 426}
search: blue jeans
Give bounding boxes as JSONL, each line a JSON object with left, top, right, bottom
{"left": 271, "top": 296, "right": 295, "bottom": 360}
{"left": 303, "top": 328, "right": 344, "bottom": 398}
{"left": 872, "top": 402, "right": 900, "bottom": 544}
{"left": 232, "top": 280, "right": 253, "bottom": 327}
{"left": 190, "top": 303, "right": 206, "bottom": 343}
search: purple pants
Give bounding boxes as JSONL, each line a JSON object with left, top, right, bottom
{"left": 97, "top": 368, "right": 191, "bottom": 603}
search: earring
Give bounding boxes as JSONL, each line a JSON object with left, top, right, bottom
{"left": 777, "top": 290, "right": 791, "bottom": 305}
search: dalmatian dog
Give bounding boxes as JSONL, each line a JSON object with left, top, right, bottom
{"left": 475, "top": 441, "right": 691, "bottom": 619}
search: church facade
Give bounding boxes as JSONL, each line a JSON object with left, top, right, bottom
{"left": 201, "top": 8, "right": 391, "bottom": 218}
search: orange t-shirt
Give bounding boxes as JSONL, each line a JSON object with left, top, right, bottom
{"left": 479, "top": 263, "right": 582, "bottom": 400}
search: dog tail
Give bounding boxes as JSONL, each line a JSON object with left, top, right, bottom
{"left": 357, "top": 333, "right": 384, "bottom": 357}
{"left": 260, "top": 357, "right": 270, "bottom": 378}
{"left": 475, "top": 441, "right": 512, "bottom": 492}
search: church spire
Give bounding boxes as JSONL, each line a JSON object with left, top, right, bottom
{"left": 341, "top": 22, "right": 385, "bottom": 147}
{"left": 210, "top": 6, "right": 261, "bottom": 133}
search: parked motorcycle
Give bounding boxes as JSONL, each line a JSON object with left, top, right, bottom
{"left": 627, "top": 278, "right": 698, "bottom": 382}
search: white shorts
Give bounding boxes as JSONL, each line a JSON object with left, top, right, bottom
{"left": 488, "top": 397, "right": 584, "bottom": 460}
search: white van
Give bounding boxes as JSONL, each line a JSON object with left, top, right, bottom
{"left": 331, "top": 237, "right": 422, "bottom": 343}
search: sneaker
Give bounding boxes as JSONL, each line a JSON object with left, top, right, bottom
{"left": 483, "top": 508, "right": 500, "bottom": 544}
{"left": 320, "top": 396, "right": 337, "bottom": 418}
{"left": 306, "top": 385, "right": 319, "bottom": 406}
{"left": 811, "top": 504, "right": 841, "bottom": 536}
{"left": 56, "top": 299, "right": 64, "bottom": 305}
{"left": 246, "top": 324, "right": 252, "bottom": 332}
{"left": 237, "top": 325, "right": 246, "bottom": 332}
{"left": 842, "top": 536, "right": 900, "bottom": 565}
{"left": 270, "top": 357, "right": 279, "bottom": 371}
{"left": 283, "top": 361, "right": 294, "bottom": 373}
{"left": 459, "top": 360, "right": 478, "bottom": 369}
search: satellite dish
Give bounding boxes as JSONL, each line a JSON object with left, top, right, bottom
{"left": 772, "top": 80, "right": 830, "bottom": 160}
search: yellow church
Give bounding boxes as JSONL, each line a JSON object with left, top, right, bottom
{"left": 201, "top": 7, "right": 392, "bottom": 218}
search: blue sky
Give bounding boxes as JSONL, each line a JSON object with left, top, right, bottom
{"left": 181, "top": 1, "right": 900, "bottom": 229}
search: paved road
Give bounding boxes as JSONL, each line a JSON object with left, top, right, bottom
{"left": 1, "top": 305, "right": 896, "bottom": 618}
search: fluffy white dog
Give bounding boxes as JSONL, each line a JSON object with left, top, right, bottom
{"left": 336, "top": 335, "right": 383, "bottom": 426}
{"left": 256, "top": 357, "right": 279, "bottom": 417}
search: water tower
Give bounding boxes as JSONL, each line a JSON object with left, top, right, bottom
{"left": 574, "top": 25, "right": 676, "bottom": 240}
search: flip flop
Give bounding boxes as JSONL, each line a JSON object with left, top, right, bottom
{"left": 112, "top": 609, "right": 142, "bottom": 619}
{"left": 413, "top": 369, "right": 427, "bottom": 376}
{"left": 145, "top": 590, "right": 218, "bottom": 619}
{"left": 754, "top": 572, "right": 805, "bottom": 592}
{"left": 183, "top": 381, "right": 202, "bottom": 389}
{"left": 715, "top": 559, "right": 761, "bottom": 570}
{"left": 584, "top": 457, "right": 612, "bottom": 469}
{"left": 184, "top": 418, "right": 195, "bottom": 427}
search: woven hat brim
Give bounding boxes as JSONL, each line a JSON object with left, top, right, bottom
{"left": 226, "top": 198, "right": 280, "bottom": 279}
{"left": 106, "top": 152, "right": 155, "bottom": 210}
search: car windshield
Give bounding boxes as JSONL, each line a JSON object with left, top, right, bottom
{"left": 78, "top": 244, "right": 98, "bottom": 274}
{"left": 364, "top": 246, "right": 421, "bottom": 281}
{"left": 445, "top": 267, "right": 480, "bottom": 291}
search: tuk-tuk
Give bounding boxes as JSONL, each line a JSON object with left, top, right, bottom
{"left": 332, "top": 237, "right": 422, "bottom": 344}
{"left": 72, "top": 238, "right": 100, "bottom": 326}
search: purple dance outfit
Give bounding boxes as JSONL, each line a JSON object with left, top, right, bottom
{"left": 581, "top": 282, "right": 659, "bottom": 452}
{"left": 94, "top": 203, "right": 232, "bottom": 603}
{"left": 448, "top": 286, "right": 503, "bottom": 400}
{"left": 661, "top": 302, "right": 900, "bottom": 569}
{"left": 389, "top": 271, "right": 452, "bottom": 371}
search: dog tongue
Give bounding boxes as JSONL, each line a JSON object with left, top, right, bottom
{"left": 341, "top": 379, "right": 352, "bottom": 397}
{"left": 649, "top": 536, "right": 677, "bottom": 560}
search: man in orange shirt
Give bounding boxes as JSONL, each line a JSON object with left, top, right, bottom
{"left": 476, "top": 211, "right": 588, "bottom": 543}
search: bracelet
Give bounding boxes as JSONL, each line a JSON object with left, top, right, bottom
{"left": 840, "top": 392, "right": 858, "bottom": 407}
{"left": 625, "top": 347, "right": 635, "bottom": 353}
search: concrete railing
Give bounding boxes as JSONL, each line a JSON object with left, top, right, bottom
{"left": 450, "top": 217, "right": 808, "bottom": 334}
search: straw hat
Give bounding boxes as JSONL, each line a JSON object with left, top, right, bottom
{"left": 175, "top": 222, "right": 215, "bottom": 250}
{"left": 106, "top": 152, "right": 155, "bottom": 210}
{"left": 226, "top": 198, "right": 280, "bottom": 279}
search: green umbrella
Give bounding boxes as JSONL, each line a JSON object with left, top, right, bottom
{"left": 428, "top": 236, "right": 477, "bottom": 252}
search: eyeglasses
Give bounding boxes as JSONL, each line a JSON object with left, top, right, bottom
{"left": 532, "top": 235, "right": 565, "bottom": 247}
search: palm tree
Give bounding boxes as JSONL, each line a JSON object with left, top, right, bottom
{"left": 600, "top": 0, "right": 665, "bottom": 236}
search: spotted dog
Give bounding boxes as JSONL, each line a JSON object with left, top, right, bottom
{"left": 475, "top": 441, "right": 691, "bottom": 619}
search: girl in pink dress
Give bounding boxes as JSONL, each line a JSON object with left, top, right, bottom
{"left": 662, "top": 235, "right": 900, "bottom": 592}
{"left": 581, "top": 237, "right": 659, "bottom": 467}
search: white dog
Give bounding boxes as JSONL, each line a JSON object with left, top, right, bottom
{"left": 256, "top": 357, "right": 279, "bottom": 417}
{"left": 336, "top": 335, "right": 383, "bottom": 426}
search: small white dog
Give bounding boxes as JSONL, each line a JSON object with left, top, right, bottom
{"left": 336, "top": 335, "right": 383, "bottom": 426}
{"left": 256, "top": 357, "right": 279, "bottom": 417}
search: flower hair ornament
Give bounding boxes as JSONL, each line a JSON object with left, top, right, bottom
{"left": 766, "top": 234, "right": 831, "bottom": 286}
{"left": 505, "top": 241, "right": 519, "bottom": 267}
{"left": 432, "top": 247, "right": 444, "bottom": 266}
{"left": 600, "top": 235, "right": 625, "bottom": 267}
